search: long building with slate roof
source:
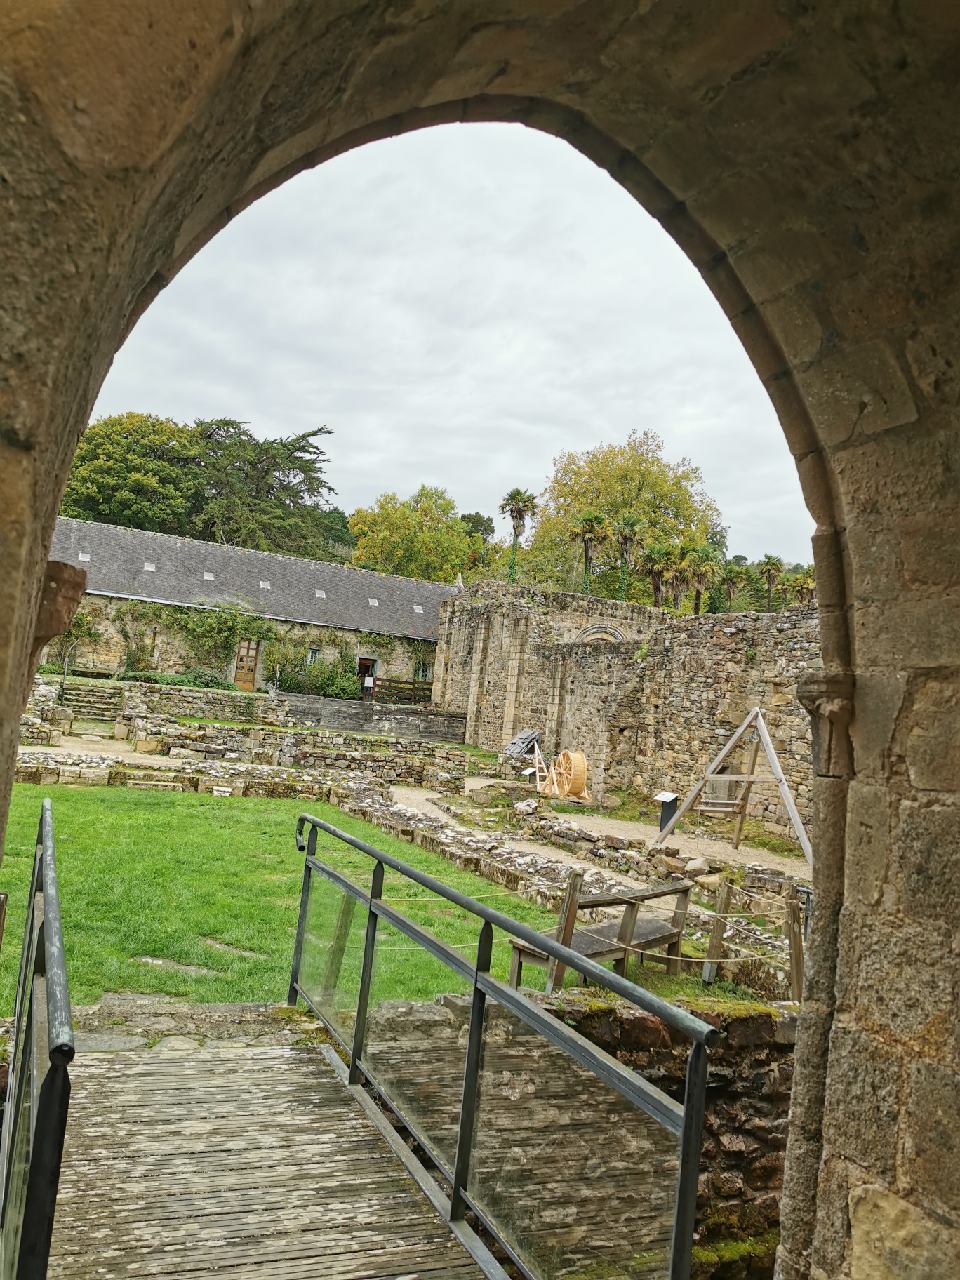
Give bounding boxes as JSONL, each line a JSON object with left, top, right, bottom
{"left": 48, "top": 517, "right": 459, "bottom": 690}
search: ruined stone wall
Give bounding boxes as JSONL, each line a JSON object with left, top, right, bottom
{"left": 608, "top": 609, "right": 821, "bottom": 828}
{"left": 434, "top": 587, "right": 818, "bottom": 827}
{"left": 279, "top": 693, "right": 466, "bottom": 743}
{"left": 44, "top": 594, "right": 433, "bottom": 684}
{"left": 432, "top": 583, "right": 659, "bottom": 754}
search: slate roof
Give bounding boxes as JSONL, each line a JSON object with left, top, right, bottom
{"left": 51, "top": 518, "right": 458, "bottom": 641}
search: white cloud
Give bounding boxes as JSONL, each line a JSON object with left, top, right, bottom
{"left": 94, "top": 122, "right": 815, "bottom": 562}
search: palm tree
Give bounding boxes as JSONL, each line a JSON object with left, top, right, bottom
{"left": 612, "top": 514, "right": 643, "bottom": 601}
{"left": 498, "top": 488, "right": 537, "bottom": 584}
{"left": 667, "top": 560, "right": 690, "bottom": 611}
{"left": 570, "top": 510, "right": 608, "bottom": 594}
{"left": 722, "top": 560, "right": 746, "bottom": 610}
{"left": 685, "top": 544, "right": 723, "bottom": 615}
{"left": 642, "top": 541, "right": 675, "bottom": 608}
{"left": 786, "top": 566, "right": 816, "bottom": 606}
{"left": 758, "top": 554, "right": 785, "bottom": 611}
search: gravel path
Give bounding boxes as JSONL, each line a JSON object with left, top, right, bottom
{"left": 393, "top": 784, "right": 811, "bottom": 883}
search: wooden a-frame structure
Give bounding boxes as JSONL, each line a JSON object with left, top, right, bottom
{"left": 651, "top": 707, "right": 813, "bottom": 866}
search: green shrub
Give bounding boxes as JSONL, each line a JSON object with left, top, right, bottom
{"left": 276, "top": 651, "right": 361, "bottom": 700}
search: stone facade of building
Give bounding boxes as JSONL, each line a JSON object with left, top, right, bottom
{"left": 432, "top": 584, "right": 820, "bottom": 833}
{"left": 52, "top": 593, "right": 436, "bottom": 688}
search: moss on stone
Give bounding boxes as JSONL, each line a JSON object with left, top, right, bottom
{"left": 691, "top": 1229, "right": 780, "bottom": 1271}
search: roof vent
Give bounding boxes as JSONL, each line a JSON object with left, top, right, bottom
{"left": 203, "top": 571, "right": 214, "bottom": 581}
{"left": 259, "top": 580, "right": 270, "bottom": 590}
{"left": 413, "top": 604, "right": 424, "bottom": 614}
{"left": 78, "top": 552, "right": 91, "bottom": 563}
{"left": 368, "top": 598, "right": 379, "bottom": 607}
{"left": 144, "top": 561, "right": 156, "bottom": 572}
{"left": 315, "top": 589, "right": 327, "bottom": 599}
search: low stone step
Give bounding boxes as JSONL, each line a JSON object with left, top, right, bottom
{"left": 126, "top": 780, "right": 184, "bottom": 792}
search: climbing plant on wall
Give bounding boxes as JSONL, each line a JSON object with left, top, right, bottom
{"left": 114, "top": 601, "right": 278, "bottom": 672}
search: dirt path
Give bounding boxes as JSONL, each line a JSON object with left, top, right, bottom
{"left": 19, "top": 736, "right": 180, "bottom": 768}
{"left": 390, "top": 785, "right": 625, "bottom": 875}
{"left": 394, "top": 784, "right": 811, "bottom": 883}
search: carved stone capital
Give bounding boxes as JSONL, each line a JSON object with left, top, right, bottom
{"left": 797, "top": 668, "right": 854, "bottom": 779}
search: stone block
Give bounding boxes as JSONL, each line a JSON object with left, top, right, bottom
{"left": 849, "top": 1185, "right": 960, "bottom": 1278}
{"left": 821, "top": 1025, "right": 902, "bottom": 1178}
{"left": 904, "top": 674, "right": 960, "bottom": 792}
{"left": 904, "top": 1059, "right": 960, "bottom": 1215}
{"left": 843, "top": 781, "right": 893, "bottom": 910}
{"left": 838, "top": 910, "right": 955, "bottom": 1048}
{"left": 798, "top": 341, "right": 917, "bottom": 446}
{"left": 893, "top": 800, "right": 960, "bottom": 927}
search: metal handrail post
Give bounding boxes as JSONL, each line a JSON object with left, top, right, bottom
{"left": 670, "top": 1041, "right": 709, "bottom": 1280}
{"left": 450, "top": 922, "right": 493, "bottom": 1220}
{"left": 287, "top": 826, "right": 316, "bottom": 1005}
{"left": 349, "top": 861, "right": 384, "bottom": 1085}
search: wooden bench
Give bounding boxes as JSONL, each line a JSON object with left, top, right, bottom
{"left": 508, "top": 871, "right": 693, "bottom": 994}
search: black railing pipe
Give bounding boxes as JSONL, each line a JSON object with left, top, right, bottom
{"left": 297, "top": 813, "right": 718, "bottom": 1047}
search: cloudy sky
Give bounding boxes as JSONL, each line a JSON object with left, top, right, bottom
{"left": 94, "top": 123, "right": 814, "bottom": 563}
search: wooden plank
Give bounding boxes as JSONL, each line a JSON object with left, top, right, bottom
{"left": 701, "top": 882, "right": 732, "bottom": 983}
{"left": 754, "top": 711, "right": 813, "bottom": 864}
{"left": 732, "top": 738, "right": 761, "bottom": 848}
{"left": 786, "top": 897, "right": 806, "bottom": 1001}
{"left": 48, "top": 1044, "right": 484, "bottom": 1280}
{"left": 651, "top": 707, "right": 759, "bottom": 845}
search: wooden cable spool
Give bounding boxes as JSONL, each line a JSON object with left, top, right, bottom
{"left": 554, "top": 749, "right": 588, "bottom": 798}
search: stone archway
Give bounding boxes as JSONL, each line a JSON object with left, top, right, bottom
{"left": 2, "top": 6, "right": 957, "bottom": 1277}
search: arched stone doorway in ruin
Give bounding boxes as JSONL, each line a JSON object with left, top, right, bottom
{"left": 2, "top": 6, "right": 957, "bottom": 1277}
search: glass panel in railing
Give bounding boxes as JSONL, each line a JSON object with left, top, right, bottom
{"left": 296, "top": 873, "right": 366, "bottom": 1045}
{"left": 359, "top": 915, "right": 473, "bottom": 1174}
{"left": 467, "top": 1003, "right": 679, "bottom": 1280}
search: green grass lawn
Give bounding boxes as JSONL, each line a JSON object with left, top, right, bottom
{"left": 0, "top": 784, "right": 561, "bottom": 1013}
{"left": 1, "top": 785, "right": 760, "bottom": 1019}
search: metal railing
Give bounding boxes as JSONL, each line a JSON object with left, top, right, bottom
{"left": 289, "top": 814, "right": 718, "bottom": 1280}
{"left": 0, "top": 800, "right": 75, "bottom": 1280}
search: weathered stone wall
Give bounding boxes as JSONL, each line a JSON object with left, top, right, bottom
{"left": 608, "top": 609, "right": 821, "bottom": 828}
{"left": 546, "top": 994, "right": 796, "bottom": 1277}
{"left": 128, "top": 716, "right": 468, "bottom": 790}
{"left": 44, "top": 593, "right": 434, "bottom": 685}
{"left": 432, "top": 583, "right": 659, "bottom": 759}
{"left": 434, "top": 587, "right": 818, "bottom": 829}
{"left": 280, "top": 692, "right": 466, "bottom": 743}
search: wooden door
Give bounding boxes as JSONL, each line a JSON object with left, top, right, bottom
{"left": 234, "top": 638, "right": 260, "bottom": 691}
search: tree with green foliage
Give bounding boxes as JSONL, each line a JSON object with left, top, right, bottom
{"left": 526, "top": 430, "right": 720, "bottom": 601}
{"left": 684, "top": 544, "right": 723, "bottom": 615}
{"left": 191, "top": 418, "right": 335, "bottom": 554}
{"left": 460, "top": 512, "right": 495, "bottom": 542}
{"left": 612, "top": 513, "right": 643, "bottom": 601}
{"left": 61, "top": 412, "right": 343, "bottom": 561}
{"left": 570, "top": 510, "right": 608, "bottom": 594}
{"left": 640, "top": 541, "right": 677, "bottom": 608}
{"left": 784, "top": 566, "right": 816, "bottom": 605}
{"left": 722, "top": 559, "right": 748, "bottom": 609}
{"left": 349, "top": 485, "right": 480, "bottom": 582}
{"left": 498, "top": 488, "right": 538, "bottom": 584}
{"left": 758, "top": 554, "right": 786, "bottom": 611}
{"left": 61, "top": 413, "right": 202, "bottom": 535}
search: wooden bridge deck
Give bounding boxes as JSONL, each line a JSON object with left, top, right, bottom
{"left": 48, "top": 1044, "right": 485, "bottom": 1279}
